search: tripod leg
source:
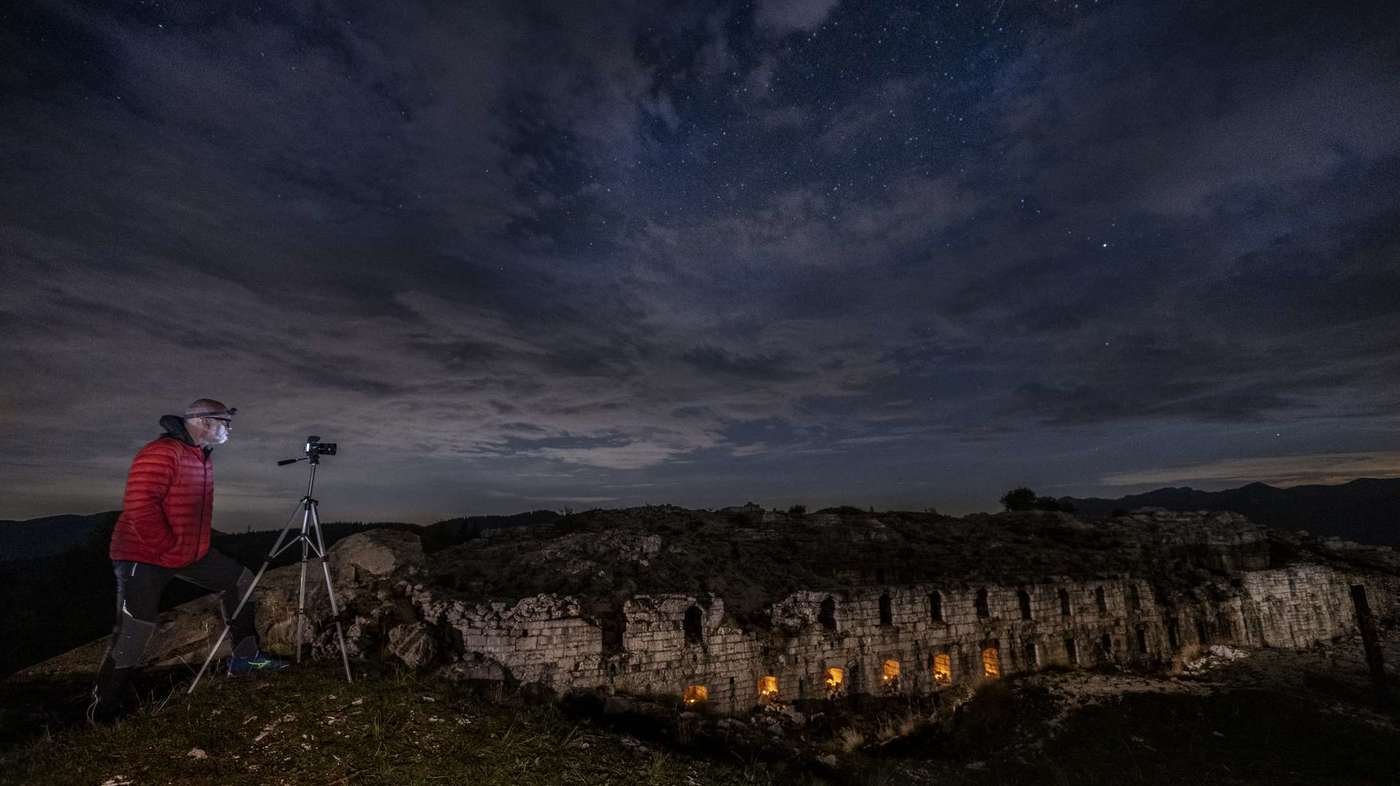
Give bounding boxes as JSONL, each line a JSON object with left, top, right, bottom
{"left": 310, "top": 502, "right": 353, "bottom": 683}
{"left": 188, "top": 506, "right": 301, "bottom": 694}
{"left": 295, "top": 502, "right": 312, "bottom": 663}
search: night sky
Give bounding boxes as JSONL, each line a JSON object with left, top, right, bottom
{"left": 3, "top": 1, "right": 1399, "bottom": 531}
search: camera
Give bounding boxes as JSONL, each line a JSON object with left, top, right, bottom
{"left": 305, "top": 435, "right": 337, "bottom": 456}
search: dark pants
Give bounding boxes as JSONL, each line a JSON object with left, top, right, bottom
{"left": 94, "top": 549, "right": 259, "bottom": 710}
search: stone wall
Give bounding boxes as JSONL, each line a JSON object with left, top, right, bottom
{"left": 413, "top": 563, "right": 1400, "bottom": 714}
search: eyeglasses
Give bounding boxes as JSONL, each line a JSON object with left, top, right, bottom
{"left": 203, "top": 417, "right": 232, "bottom": 425}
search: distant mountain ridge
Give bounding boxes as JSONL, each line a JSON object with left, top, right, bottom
{"left": 0, "top": 512, "right": 117, "bottom": 563}
{"left": 0, "top": 509, "right": 561, "bottom": 565}
{"left": 1062, "top": 477, "right": 1400, "bottom": 545}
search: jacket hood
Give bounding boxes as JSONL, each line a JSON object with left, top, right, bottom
{"left": 159, "top": 414, "right": 197, "bottom": 446}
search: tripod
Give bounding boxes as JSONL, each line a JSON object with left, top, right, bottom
{"left": 188, "top": 438, "right": 353, "bottom": 693}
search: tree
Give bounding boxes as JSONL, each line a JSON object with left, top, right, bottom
{"left": 1001, "top": 487, "right": 1074, "bottom": 513}
{"left": 1001, "top": 487, "right": 1038, "bottom": 511}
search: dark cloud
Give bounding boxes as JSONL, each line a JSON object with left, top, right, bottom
{"left": 2, "top": 1, "right": 1398, "bottom": 526}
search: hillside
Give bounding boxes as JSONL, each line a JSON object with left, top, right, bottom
{"left": 1061, "top": 478, "right": 1400, "bottom": 544}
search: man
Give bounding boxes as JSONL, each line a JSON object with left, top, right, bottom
{"left": 90, "top": 399, "right": 287, "bottom": 724}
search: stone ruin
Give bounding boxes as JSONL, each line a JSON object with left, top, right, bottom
{"left": 28, "top": 506, "right": 1400, "bottom": 717}
{"left": 409, "top": 561, "right": 1397, "bottom": 714}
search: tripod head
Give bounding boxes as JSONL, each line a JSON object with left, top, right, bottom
{"left": 277, "top": 435, "right": 339, "bottom": 466}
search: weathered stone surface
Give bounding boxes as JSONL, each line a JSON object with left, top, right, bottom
{"left": 328, "top": 528, "right": 424, "bottom": 583}
{"left": 436, "top": 653, "right": 507, "bottom": 683}
{"left": 388, "top": 622, "right": 437, "bottom": 668}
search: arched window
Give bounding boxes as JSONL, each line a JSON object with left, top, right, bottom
{"left": 683, "top": 605, "right": 704, "bottom": 645}
{"left": 1127, "top": 584, "right": 1141, "bottom": 612}
{"left": 1095, "top": 586, "right": 1107, "bottom": 613}
{"left": 819, "top": 595, "right": 837, "bottom": 631}
{"left": 929, "top": 591, "right": 943, "bottom": 622}
{"left": 975, "top": 588, "right": 990, "bottom": 619}
{"left": 879, "top": 592, "right": 893, "bottom": 626}
{"left": 1017, "top": 589, "right": 1033, "bottom": 621}
{"left": 1059, "top": 588, "right": 1071, "bottom": 617}
{"left": 824, "top": 666, "right": 845, "bottom": 696}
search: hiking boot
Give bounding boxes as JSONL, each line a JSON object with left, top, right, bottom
{"left": 88, "top": 663, "right": 134, "bottom": 725}
{"left": 87, "top": 684, "right": 128, "bottom": 725}
{"left": 227, "top": 651, "right": 290, "bottom": 676}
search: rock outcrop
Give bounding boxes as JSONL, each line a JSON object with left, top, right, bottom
{"left": 25, "top": 506, "right": 1400, "bottom": 717}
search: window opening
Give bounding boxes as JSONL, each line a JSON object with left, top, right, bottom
{"left": 683, "top": 605, "right": 704, "bottom": 645}
{"left": 819, "top": 596, "right": 837, "bottom": 631}
{"left": 981, "top": 645, "right": 1001, "bottom": 678}
{"left": 933, "top": 652, "right": 953, "bottom": 685}
{"left": 882, "top": 659, "right": 900, "bottom": 684}
{"left": 758, "top": 675, "right": 779, "bottom": 703}
{"left": 823, "top": 667, "right": 845, "bottom": 696}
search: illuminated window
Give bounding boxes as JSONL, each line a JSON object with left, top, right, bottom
{"left": 682, "top": 684, "right": 708, "bottom": 704}
{"left": 824, "top": 667, "right": 845, "bottom": 694}
{"left": 981, "top": 646, "right": 1001, "bottom": 679}
{"left": 758, "top": 675, "right": 779, "bottom": 702}
{"left": 933, "top": 652, "right": 952, "bottom": 685}
{"left": 882, "top": 659, "right": 900, "bottom": 683}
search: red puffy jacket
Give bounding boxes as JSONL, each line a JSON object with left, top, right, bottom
{"left": 110, "top": 420, "right": 214, "bottom": 568}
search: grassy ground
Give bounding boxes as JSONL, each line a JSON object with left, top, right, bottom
{"left": 4, "top": 650, "right": 1400, "bottom": 785}
{"left": 0, "top": 663, "right": 801, "bottom": 786}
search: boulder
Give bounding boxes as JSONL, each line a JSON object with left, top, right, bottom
{"left": 328, "top": 528, "right": 424, "bottom": 583}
